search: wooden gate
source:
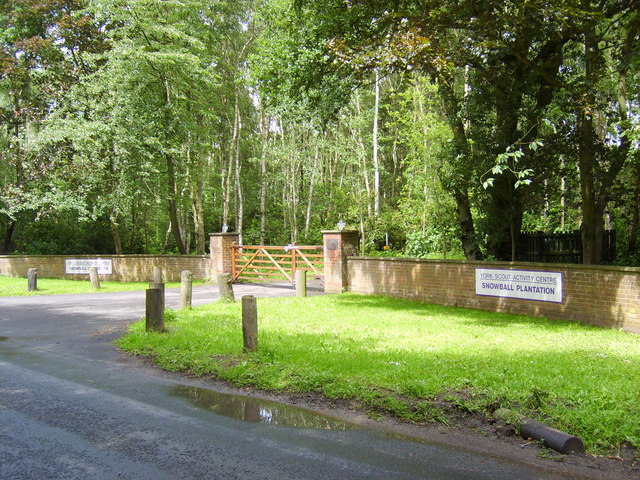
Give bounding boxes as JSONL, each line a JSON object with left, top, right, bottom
{"left": 231, "top": 244, "right": 323, "bottom": 284}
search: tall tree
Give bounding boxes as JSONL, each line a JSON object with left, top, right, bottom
{"left": 0, "top": 0, "right": 105, "bottom": 251}
{"left": 268, "top": 0, "right": 639, "bottom": 263}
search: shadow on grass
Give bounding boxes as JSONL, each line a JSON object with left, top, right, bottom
{"left": 331, "top": 293, "right": 592, "bottom": 332}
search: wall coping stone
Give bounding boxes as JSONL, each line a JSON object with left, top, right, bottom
{"left": 347, "top": 256, "right": 640, "bottom": 274}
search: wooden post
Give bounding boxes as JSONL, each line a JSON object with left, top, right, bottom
{"left": 242, "top": 295, "right": 258, "bottom": 352}
{"left": 89, "top": 267, "right": 101, "bottom": 289}
{"left": 217, "top": 273, "right": 235, "bottom": 302}
{"left": 295, "top": 269, "right": 307, "bottom": 297}
{"left": 146, "top": 287, "right": 165, "bottom": 332}
{"left": 231, "top": 242, "right": 237, "bottom": 281}
{"left": 291, "top": 243, "right": 297, "bottom": 277}
{"left": 27, "top": 268, "right": 38, "bottom": 292}
{"left": 153, "top": 266, "right": 163, "bottom": 284}
{"left": 148, "top": 281, "right": 165, "bottom": 316}
{"left": 180, "top": 270, "right": 193, "bottom": 309}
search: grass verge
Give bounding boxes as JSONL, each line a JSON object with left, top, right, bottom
{"left": 116, "top": 293, "right": 640, "bottom": 455}
{"left": 0, "top": 276, "right": 205, "bottom": 296}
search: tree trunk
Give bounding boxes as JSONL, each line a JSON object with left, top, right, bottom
{"left": 259, "top": 110, "right": 269, "bottom": 244}
{"left": 372, "top": 69, "right": 381, "bottom": 216}
{"left": 187, "top": 132, "right": 206, "bottom": 255}
{"left": 578, "top": 123, "right": 600, "bottom": 266}
{"left": 486, "top": 173, "right": 523, "bottom": 261}
{"left": 158, "top": 74, "right": 187, "bottom": 254}
{"left": 578, "top": 0, "right": 600, "bottom": 265}
{"left": 166, "top": 153, "right": 187, "bottom": 254}
{"left": 628, "top": 161, "right": 640, "bottom": 259}
{"left": 109, "top": 209, "right": 123, "bottom": 255}
{"left": 161, "top": 221, "right": 171, "bottom": 254}
{"left": 437, "top": 78, "right": 484, "bottom": 260}
{"left": 454, "top": 190, "right": 483, "bottom": 260}
{"left": 180, "top": 201, "right": 191, "bottom": 255}
{"left": 1, "top": 220, "right": 16, "bottom": 254}
{"left": 353, "top": 93, "right": 372, "bottom": 216}
{"left": 233, "top": 94, "right": 244, "bottom": 245}
{"left": 289, "top": 156, "right": 298, "bottom": 243}
{"left": 129, "top": 205, "right": 140, "bottom": 253}
{"left": 191, "top": 161, "right": 206, "bottom": 254}
{"left": 486, "top": 62, "right": 524, "bottom": 261}
{"left": 222, "top": 135, "right": 234, "bottom": 230}
{"left": 305, "top": 142, "right": 319, "bottom": 233}
{"left": 284, "top": 123, "right": 298, "bottom": 242}
{"left": 618, "top": 22, "right": 639, "bottom": 261}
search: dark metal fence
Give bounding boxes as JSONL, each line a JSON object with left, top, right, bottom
{"left": 517, "top": 230, "right": 616, "bottom": 264}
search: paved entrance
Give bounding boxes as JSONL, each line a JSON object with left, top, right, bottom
{"left": 0, "top": 286, "right": 575, "bottom": 480}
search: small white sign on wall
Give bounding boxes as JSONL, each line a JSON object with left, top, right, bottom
{"left": 475, "top": 268, "right": 563, "bottom": 303}
{"left": 65, "top": 259, "right": 113, "bottom": 275}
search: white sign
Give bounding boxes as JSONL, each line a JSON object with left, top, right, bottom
{"left": 65, "top": 259, "right": 113, "bottom": 275}
{"left": 475, "top": 268, "right": 562, "bottom": 303}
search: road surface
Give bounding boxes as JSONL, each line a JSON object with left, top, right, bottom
{"left": 1, "top": 283, "right": 572, "bottom": 479}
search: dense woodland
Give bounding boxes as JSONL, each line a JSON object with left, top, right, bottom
{"left": 1, "top": 0, "right": 639, "bottom": 265}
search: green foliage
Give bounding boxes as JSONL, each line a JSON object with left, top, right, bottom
{"left": 405, "top": 228, "right": 461, "bottom": 259}
{"left": 251, "top": 0, "right": 357, "bottom": 124}
{"left": 0, "top": 0, "right": 638, "bottom": 264}
{"left": 9, "top": 211, "right": 114, "bottom": 254}
{"left": 482, "top": 140, "right": 542, "bottom": 190}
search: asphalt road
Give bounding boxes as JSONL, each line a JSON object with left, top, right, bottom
{"left": 0, "top": 282, "right": 570, "bottom": 479}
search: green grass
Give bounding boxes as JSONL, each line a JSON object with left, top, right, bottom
{"left": 0, "top": 276, "right": 204, "bottom": 296}
{"left": 116, "top": 293, "right": 640, "bottom": 454}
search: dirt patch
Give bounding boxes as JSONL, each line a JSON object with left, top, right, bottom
{"left": 209, "top": 354, "right": 242, "bottom": 368}
{"left": 91, "top": 325, "right": 126, "bottom": 337}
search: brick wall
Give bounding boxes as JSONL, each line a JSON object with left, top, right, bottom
{"left": 347, "top": 257, "right": 640, "bottom": 334}
{"left": 0, "top": 255, "right": 211, "bottom": 282}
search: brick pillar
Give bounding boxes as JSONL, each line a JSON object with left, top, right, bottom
{"left": 209, "top": 233, "right": 240, "bottom": 282}
{"left": 322, "top": 230, "right": 360, "bottom": 293}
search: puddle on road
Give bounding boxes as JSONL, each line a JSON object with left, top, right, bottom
{"left": 171, "top": 385, "right": 356, "bottom": 430}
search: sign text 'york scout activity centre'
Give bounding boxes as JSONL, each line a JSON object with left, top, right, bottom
{"left": 475, "top": 268, "right": 563, "bottom": 303}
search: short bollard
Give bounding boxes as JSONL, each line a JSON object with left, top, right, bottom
{"left": 146, "top": 287, "right": 165, "bottom": 332}
{"left": 180, "top": 270, "right": 193, "bottom": 309}
{"left": 148, "top": 281, "right": 165, "bottom": 320}
{"left": 217, "top": 273, "right": 235, "bottom": 302}
{"left": 242, "top": 295, "right": 258, "bottom": 352}
{"left": 89, "top": 266, "right": 101, "bottom": 289}
{"left": 295, "top": 269, "right": 307, "bottom": 297}
{"left": 153, "top": 266, "right": 163, "bottom": 284}
{"left": 27, "top": 268, "right": 38, "bottom": 292}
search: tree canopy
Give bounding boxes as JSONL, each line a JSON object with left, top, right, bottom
{"left": 1, "top": 0, "right": 638, "bottom": 265}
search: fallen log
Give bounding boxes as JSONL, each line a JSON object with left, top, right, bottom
{"left": 494, "top": 408, "right": 585, "bottom": 454}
